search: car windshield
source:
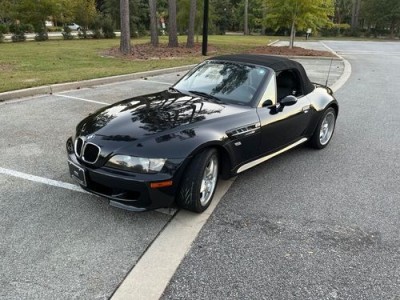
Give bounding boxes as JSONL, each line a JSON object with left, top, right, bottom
{"left": 174, "top": 61, "right": 269, "bottom": 106}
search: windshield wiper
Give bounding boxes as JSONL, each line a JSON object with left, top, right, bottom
{"left": 188, "top": 90, "right": 224, "bottom": 103}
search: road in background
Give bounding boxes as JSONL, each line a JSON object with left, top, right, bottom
{"left": 3, "top": 32, "right": 122, "bottom": 41}
{"left": 162, "top": 41, "right": 400, "bottom": 299}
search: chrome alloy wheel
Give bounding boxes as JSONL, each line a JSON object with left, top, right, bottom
{"left": 199, "top": 156, "right": 218, "bottom": 206}
{"left": 319, "top": 111, "right": 335, "bottom": 145}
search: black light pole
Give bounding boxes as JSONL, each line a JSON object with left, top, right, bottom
{"left": 202, "top": 0, "right": 209, "bottom": 56}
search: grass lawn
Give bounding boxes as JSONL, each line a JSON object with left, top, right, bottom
{"left": 0, "top": 35, "right": 276, "bottom": 93}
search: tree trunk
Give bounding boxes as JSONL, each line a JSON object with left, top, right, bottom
{"left": 289, "top": 20, "right": 295, "bottom": 49}
{"left": 120, "top": 0, "right": 131, "bottom": 54}
{"left": 168, "top": 0, "right": 178, "bottom": 47}
{"left": 43, "top": 20, "right": 49, "bottom": 40}
{"left": 390, "top": 20, "right": 396, "bottom": 39}
{"left": 355, "top": 0, "right": 361, "bottom": 29}
{"left": 244, "top": 0, "right": 249, "bottom": 35}
{"left": 149, "top": 0, "right": 158, "bottom": 47}
{"left": 351, "top": 0, "right": 359, "bottom": 33}
{"left": 186, "top": 0, "right": 196, "bottom": 47}
{"left": 261, "top": 0, "right": 266, "bottom": 35}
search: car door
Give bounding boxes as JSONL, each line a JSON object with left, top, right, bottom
{"left": 256, "top": 71, "right": 312, "bottom": 155}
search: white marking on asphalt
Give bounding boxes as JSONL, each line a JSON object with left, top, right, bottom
{"left": 339, "top": 51, "right": 400, "bottom": 56}
{"left": 0, "top": 95, "right": 48, "bottom": 106}
{"left": 0, "top": 167, "right": 89, "bottom": 194}
{"left": 140, "top": 79, "right": 172, "bottom": 86}
{"left": 337, "top": 50, "right": 400, "bottom": 54}
{"left": 54, "top": 94, "right": 108, "bottom": 105}
{"left": 0, "top": 166, "right": 175, "bottom": 216}
{"left": 320, "top": 42, "right": 352, "bottom": 93}
{"left": 111, "top": 179, "right": 235, "bottom": 300}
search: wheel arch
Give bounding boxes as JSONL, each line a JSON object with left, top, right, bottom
{"left": 184, "top": 142, "right": 233, "bottom": 181}
{"left": 328, "top": 102, "right": 339, "bottom": 118}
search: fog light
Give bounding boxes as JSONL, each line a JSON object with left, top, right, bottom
{"left": 66, "top": 138, "right": 74, "bottom": 153}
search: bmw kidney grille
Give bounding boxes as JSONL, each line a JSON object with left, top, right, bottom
{"left": 75, "top": 138, "right": 100, "bottom": 164}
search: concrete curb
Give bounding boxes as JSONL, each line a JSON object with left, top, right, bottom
{"left": 111, "top": 179, "right": 235, "bottom": 300}
{"left": 268, "top": 54, "right": 341, "bottom": 61}
{"left": 319, "top": 41, "right": 352, "bottom": 93}
{"left": 268, "top": 39, "right": 280, "bottom": 46}
{"left": 0, "top": 64, "right": 196, "bottom": 102}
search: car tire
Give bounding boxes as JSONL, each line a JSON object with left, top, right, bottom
{"left": 177, "top": 148, "right": 219, "bottom": 213}
{"left": 309, "top": 107, "right": 336, "bottom": 149}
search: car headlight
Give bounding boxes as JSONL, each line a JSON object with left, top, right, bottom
{"left": 105, "top": 155, "right": 166, "bottom": 173}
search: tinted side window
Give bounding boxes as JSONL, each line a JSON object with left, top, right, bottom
{"left": 276, "top": 70, "right": 303, "bottom": 101}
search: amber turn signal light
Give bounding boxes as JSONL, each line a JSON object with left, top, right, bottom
{"left": 150, "top": 181, "right": 173, "bottom": 188}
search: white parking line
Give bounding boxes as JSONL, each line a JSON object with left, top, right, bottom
{"left": 0, "top": 94, "right": 49, "bottom": 106}
{"left": 54, "top": 94, "right": 108, "bottom": 105}
{"left": 0, "top": 166, "right": 176, "bottom": 216}
{"left": 339, "top": 52, "right": 400, "bottom": 56}
{"left": 0, "top": 167, "right": 89, "bottom": 194}
{"left": 140, "top": 79, "right": 173, "bottom": 86}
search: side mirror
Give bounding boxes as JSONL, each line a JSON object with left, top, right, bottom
{"left": 280, "top": 95, "right": 298, "bottom": 106}
{"left": 262, "top": 99, "right": 273, "bottom": 107}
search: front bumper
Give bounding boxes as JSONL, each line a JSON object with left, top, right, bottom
{"left": 66, "top": 139, "right": 182, "bottom": 211}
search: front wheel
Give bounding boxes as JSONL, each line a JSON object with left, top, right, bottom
{"left": 177, "top": 148, "right": 219, "bottom": 213}
{"left": 309, "top": 107, "right": 337, "bottom": 149}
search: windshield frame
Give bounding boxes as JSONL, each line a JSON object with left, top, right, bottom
{"left": 173, "top": 60, "right": 272, "bottom": 108}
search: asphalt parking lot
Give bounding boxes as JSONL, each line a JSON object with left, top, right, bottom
{"left": 0, "top": 73, "right": 181, "bottom": 300}
{"left": 0, "top": 54, "right": 343, "bottom": 299}
{"left": 162, "top": 41, "right": 400, "bottom": 299}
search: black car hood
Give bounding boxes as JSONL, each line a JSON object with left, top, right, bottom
{"left": 77, "top": 90, "right": 248, "bottom": 144}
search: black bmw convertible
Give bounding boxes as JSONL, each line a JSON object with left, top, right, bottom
{"left": 66, "top": 54, "right": 338, "bottom": 213}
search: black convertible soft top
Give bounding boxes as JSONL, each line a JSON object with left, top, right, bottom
{"left": 209, "top": 54, "right": 315, "bottom": 94}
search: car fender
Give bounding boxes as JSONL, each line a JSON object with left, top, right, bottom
{"left": 309, "top": 86, "right": 338, "bottom": 112}
{"left": 306, "top": 87, "right": 339, "bottom": 136}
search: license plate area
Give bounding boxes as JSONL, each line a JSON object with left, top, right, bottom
{"left": 68, "top": 160, "right": 87, "bottom": 187}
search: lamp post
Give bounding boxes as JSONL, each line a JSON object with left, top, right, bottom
{"left": 202, "top": 0, "right": 209, "bottom": 56}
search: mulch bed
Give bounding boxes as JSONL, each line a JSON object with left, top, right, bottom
{"left": 102, "top": 42, "right": 335, "bottom": 60}
{"left": 248, "top": 45, "right": 336, "bottom": 57}
{"left": 103, "top": 42, "right": 216, "bottom": 60}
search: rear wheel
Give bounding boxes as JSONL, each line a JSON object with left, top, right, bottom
{"left": 309, "top": 107, "right": 336, "bottom": 149}
{"left": 177, "top": 148, "right": 219, "bottom": 213}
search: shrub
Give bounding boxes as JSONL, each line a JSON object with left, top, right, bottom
{"left": 102, "top": 16, "right": 115, "bottom": 39}
{"left": 78, "top": 28, "right": 91, "bottom": 39}
{"left": 91, "top": 15, "right": 103, "bottom": 39}
{"left": 0, "top": 24, "right": 6, "bottom": 43}
{"left": 319, "top": 24, "right": 350, "bottom": 37}
{"left": 9, "top": 24, "right": 27, "bottom": 42}
{"left": 24, "top": 24, "right": 34, "bottom": 33}
{"left": 130, "top": 23, "right": 146, "bottom": 38}
{"left": 92, "top": 28, "right": 103, "bottom": 39}
{"left": 62, "top": 25, "right": 74, "bottom": 40}
{"left": 0, "top": 24, "right": 9, "bottom": 34}
{"left": 34, "top": 24, "right": 48, "bottom": 41}
{"left": 343, "top": 29, "right": 361, "bottom": 37}
{"left": 47, "top": 26, "right": 63, "bottom": 32}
